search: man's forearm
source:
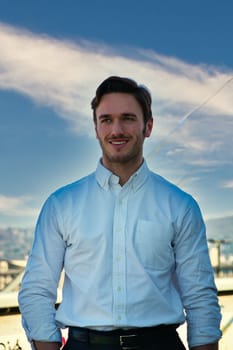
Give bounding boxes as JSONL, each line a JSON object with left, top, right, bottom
{"left": 33, "top": 341, "right": 62, "bottom": 350}
{"left": 190, "top": 342, "right": 218, "bottom": 350}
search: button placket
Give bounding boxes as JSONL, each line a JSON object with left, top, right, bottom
{"left": 112, "top": 194, "right": 128, "bottom": 325}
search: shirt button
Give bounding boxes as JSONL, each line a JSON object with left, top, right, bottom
{"left": 118, "top": 315, "right": 122, "bottom": 320}
{"left": 117, "top": 286, "right": 122, "bottom": 291}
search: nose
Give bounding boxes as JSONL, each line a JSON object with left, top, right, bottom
{"left": 111, "top": 120, "right": 124, "bottom": 135}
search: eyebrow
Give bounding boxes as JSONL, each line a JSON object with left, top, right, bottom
{"left": 98, "top": 114, "right": 111, "bottom": 120}
{"left": 98, "top": 113, "right": 138, "bottom": 119}
{"left": 122, "top": 113, "right": 137, "bottom": 118}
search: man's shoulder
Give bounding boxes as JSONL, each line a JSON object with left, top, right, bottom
{"left": 50, "top": 172, "right": 95, "bottom": 201}
{"left": 148, "top": 171, "right": 201, "bottom": 218}
{"left": 148, "top": 170, "right": 193, "bottom": 202}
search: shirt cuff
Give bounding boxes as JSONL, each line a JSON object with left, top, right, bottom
{"left": 187, "top": 325, "right": 222, "bottom": 347}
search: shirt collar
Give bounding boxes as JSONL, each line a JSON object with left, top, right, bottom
{"left": 95, "top": 159, "right": 149, "bottom": 192}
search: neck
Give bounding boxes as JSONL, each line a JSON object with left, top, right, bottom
{"left": 102, "top": 158, "right": 144, "bottom": 186}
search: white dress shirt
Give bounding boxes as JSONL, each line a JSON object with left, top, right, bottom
{"left": 18, "top": 160, "right": 222, "bottom": 348}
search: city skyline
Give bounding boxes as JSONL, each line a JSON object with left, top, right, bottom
{"left": 0, "top": 1, "right": 233, "bottom": 228}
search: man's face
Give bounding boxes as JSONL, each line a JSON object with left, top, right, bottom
{"left": 95, "top": 92, "right": 153, "bottom": 170}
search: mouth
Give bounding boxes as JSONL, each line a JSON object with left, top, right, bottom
{"left": 109, "top": 139, "right": 129, "bottom": 147}
{"left": 109, "top": 139, "right": 129, "bottom": 150}
{"left": 110, "top": 140, "right": 128, "bottom": 145}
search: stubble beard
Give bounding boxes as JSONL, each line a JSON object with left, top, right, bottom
{"left": 98, "top": 137, "right": 144, "bottom": 167}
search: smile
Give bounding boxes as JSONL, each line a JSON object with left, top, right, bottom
{"left": 109, "top": 138, "right": 129, "bottom": 145}
{"left": 110, "top": 141, "right": 128, "bottom": 145}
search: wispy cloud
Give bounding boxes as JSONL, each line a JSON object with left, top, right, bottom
{"left": 0, "top": 194, "right": 37, "bottom": 217}
{"left": 222, "top": 180, "right": 233, "bottom": 189}
{"left": 0, "top": 21, "right": 233, "bottom": 137}
{"left": 0, "top": 21, "right": 233, "bottom": 216}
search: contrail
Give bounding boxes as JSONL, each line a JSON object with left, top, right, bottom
{"left": 147, "top": 75, "right": 233, "bottom": 159}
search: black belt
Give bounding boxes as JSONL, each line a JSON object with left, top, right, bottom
{"left": 69, "top": 325, "right": 179, "bottom": 349}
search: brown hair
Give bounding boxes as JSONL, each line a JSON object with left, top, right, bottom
{"left": 91, "top": 76, "right": 153, "bottom": 124}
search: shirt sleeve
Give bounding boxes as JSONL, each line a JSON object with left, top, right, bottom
{"left": 173, "top": 196, "right": 222, "bottom": 348}
{"left": 18, "top": 194, "right": 66, "bottom": 343}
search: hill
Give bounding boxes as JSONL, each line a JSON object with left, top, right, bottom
{"left": 0, "top": 215, "right": 232, "bottom": 259}
{"left": 206, "top": 215, "right": 233, "bottom": 240}
{"left": 206, "top": 216, "right": 233, "bottom": 255}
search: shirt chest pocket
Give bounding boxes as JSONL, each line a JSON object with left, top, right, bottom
{"left": 134, "top": 219, "right": 174, "bottom": 270}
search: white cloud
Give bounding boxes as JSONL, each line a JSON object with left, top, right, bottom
{"left": 222, "top": 180, "right": 233, "bottom": 189}
{"left": 0, "top": 194, "right": 37, "bottom": 217}
{"left": 0, "top": 21, "right": 233, "bottom": 138}
{"left": 0, "top": 22, "right": 233, "bottom": 219}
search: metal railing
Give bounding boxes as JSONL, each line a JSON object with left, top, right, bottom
{"left": 0, "top": 340, "right": 22, "bottom": 350}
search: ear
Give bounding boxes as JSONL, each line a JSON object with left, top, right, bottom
{"left": 94, "top": 122, "right": 99, "bottom": 139}
{"left": 144, "top": 118, "right": 153, "bottom": 138}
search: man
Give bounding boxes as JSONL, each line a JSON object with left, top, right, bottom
{"left": 19, "top": 76, "right": 222, "bottom": 350}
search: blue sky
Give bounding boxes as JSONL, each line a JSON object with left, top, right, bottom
{"left": 0, "top": 0, "right": 233, "bottom": 228}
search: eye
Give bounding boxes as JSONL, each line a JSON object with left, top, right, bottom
{"left": 100, "top": 117, "right": 112, "bottom": 124}
{"left": 123, "top": 115, "right": 136, "bottom": 121}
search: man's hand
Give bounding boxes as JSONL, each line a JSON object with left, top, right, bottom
{"left": 33, "top": 341, "right": 62, "bottom": 350}
{"left": 190, "top": 342, "right": 218, "bottom": 350}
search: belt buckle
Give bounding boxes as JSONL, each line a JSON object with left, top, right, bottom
{"left": 120, "top": 334, "right": 139, "bottom": 349}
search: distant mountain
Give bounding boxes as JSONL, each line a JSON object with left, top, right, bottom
{"left": 206, "top": 216, "right": 233, "bottom": 255}
{"left": 0, "top": 227, "right": 33, "bottom": 260}
{"left": 206, "top": 216, "right": 233, "bottom": 240}
{"left": 0, "top": 215, "right": 232, "bottom": 259}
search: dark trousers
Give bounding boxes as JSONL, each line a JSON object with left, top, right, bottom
{"left": 62, "top": 328, "right": 186, "bottom": 350}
